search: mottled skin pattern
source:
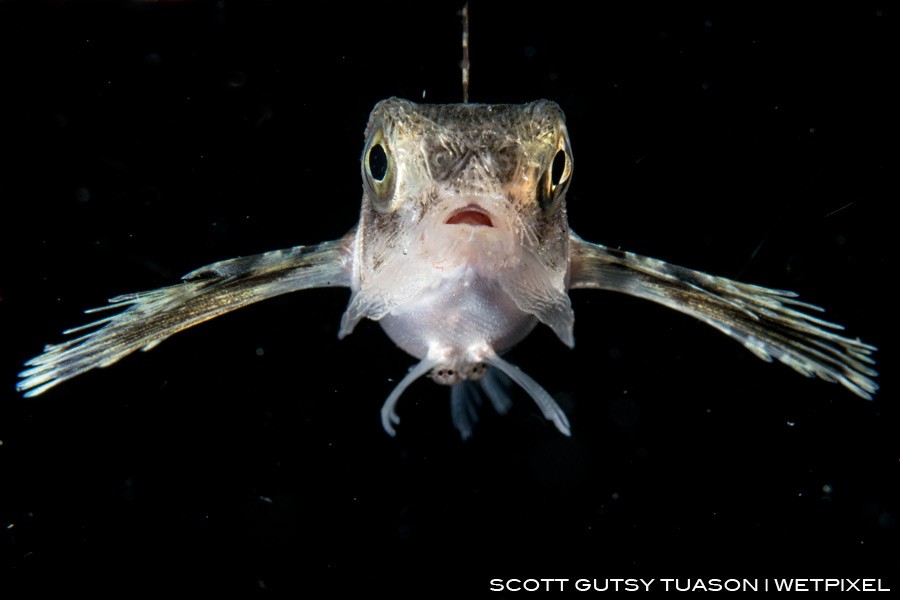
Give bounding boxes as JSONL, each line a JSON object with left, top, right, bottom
{"left": 18, "top": 98, "right": 877, "bottom": 439}
{"left": 342, "top": 99, "right": 574, "bottom": 360}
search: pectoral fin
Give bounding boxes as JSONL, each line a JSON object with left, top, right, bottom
{"left": 18, "top": 234, "right": 354, "bottom": 396}
{"left": 568, "top": 232, "right": 878, "bottom": 399}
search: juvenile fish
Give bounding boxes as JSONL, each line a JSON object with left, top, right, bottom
{"left": 18, "top": 98, "right": 878, "bottom": 438}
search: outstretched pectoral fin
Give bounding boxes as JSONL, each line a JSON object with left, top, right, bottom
{"left": 568, "top": 232, "right": 878, "bottom": 399}
{"left": 18, "top": 234, "right": 355, "bottom": 396}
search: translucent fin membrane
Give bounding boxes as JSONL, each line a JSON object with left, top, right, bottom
{"left": 569, "top": 236, "right": 879, "bottom": 401}
{"left": 449, "top": 369, "right": 515, "bottom": 439}
{"left": 18, "top": 239, "right": 351, "bottom": 397}
{"left": 479, "top": 367, "right": 513, "bottom": 415}
{"left": 451, "top": 381, "right": 482, "bottom": 440}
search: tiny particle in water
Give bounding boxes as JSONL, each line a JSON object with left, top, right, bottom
{"left": 704, "top": 19, "right": 713, "bottom": 29}
{"left": 75, "top": 187, "right": 90, "bottom": 203}
{"left": 787, "top": 421, "right": 796, "bottom": 427}
{"left": 836, "top": 235, "right": 846, "bottom": 245}
{"left": 255, "top": 347, "right": 264, "bottom": 356}
{"left": 6, "top": 523, "right": 13, "bottom": 529}
{"left": 611, "top": 492, "right": 620, "bottom": 500}
{"left": 822, "top": 484, "right": 833, "bottom": 494}
{"left": 145, "top": 53, "right": 162, "bottom": 68}
{"left": 258, "top": 496, "right": 273, "bottom": 504}
{"left": 227, "top": 70, "right": 247, "bottom": 88}
{"left": 701, "top": 82, "right": 710, "bottom": 91}
{"left": 809, "top": 127, "right": 816, "bottom": 133}
{"left": 524, "top": 45, "right": 536, "bottom": 58}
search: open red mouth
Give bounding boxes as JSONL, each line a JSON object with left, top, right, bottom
{"left": 445, "top": 205, "right": 494, "bottom": 227}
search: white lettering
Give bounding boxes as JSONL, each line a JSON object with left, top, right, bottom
{"left": 490, "top": 578, "right": 568, "bottom": 592}
{"left": 658, "top": 578, "right": 759, "bottom": 592}
{"left": 771, "top": 579, "right": 891, "bottom": 592}
{"left": 499, "top": 576, "right": 889, "bottom": 593}
{"left": 733, "top": 579, "right": 758, "bottom": 591}
{"left": 773, "top": 579, "right": 796, "bottom": 591}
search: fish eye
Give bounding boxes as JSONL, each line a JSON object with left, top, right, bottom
{"left": 551, "top": 149, "right": 567, "bottom": 188}
{"left": 368, "top": 143, "right": 388, "bottom": 181}
{"left": 540, "top": 142, "right": 572, "bottom": 212}
{"left": 363, "top": 132, "right": 395, "bottom": 211}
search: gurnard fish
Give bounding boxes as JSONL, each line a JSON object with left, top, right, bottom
{"left": 18, "top": 98, "right": 878, "bottom": 438}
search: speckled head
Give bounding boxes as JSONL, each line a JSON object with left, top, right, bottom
{"left": 360, "top": 97, "right": 572, "bottom": 213}
{"left": 340, "top": 98, "right": 577, "bottom": 354}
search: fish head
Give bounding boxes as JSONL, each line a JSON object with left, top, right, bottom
{"left": 361, "top": 97, "right": 572, "bottom": 226}
{"left": 341, "top": 98, "right": 576, "bottom": 362}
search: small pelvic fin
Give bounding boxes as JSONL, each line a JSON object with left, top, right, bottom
{"left": 450, "top": 381, "right": 482, "bottom": 440}
{"left": 483, "top": 354, "right": 571, "bottom": 436}
{"left": 450, "top": 368, "right": 518, "bottom": 439}
{"left": 383, "top": 359, "right": 569, "bottom": 438}
{"left": 479, "top": 367, "right": 513, "bottom": 415}
{"left": 381, "top": 358, "right": 437, "bottom": 436}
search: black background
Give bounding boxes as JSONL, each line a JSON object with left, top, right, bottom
{"left": 0, "top": 0, "right": 896, "bottom": 593}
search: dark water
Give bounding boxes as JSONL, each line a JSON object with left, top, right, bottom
{"left": 0, "top": 1, "right": 895, "bottom": 592}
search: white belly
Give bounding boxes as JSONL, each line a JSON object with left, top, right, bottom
{"left": 378, "top": 266, "right": 537, "bottom": 363}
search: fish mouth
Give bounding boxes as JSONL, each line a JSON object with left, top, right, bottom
{"left": 445, "top": 204, "right": 494, "bottom": 228}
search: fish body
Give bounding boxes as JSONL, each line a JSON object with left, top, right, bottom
{"left": 18, "top": 98, "right": 878, "bottom": 438}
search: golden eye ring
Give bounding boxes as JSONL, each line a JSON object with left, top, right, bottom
{"left": 540, "top": 137, "right": 573, "bottom": 211}
{"left": 363, "top": 130, "right": 395, "bottom": 211}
